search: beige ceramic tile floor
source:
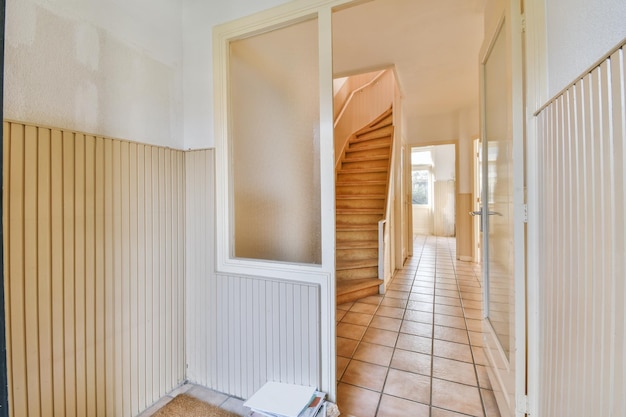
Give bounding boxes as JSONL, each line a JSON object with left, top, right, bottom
{"left": 335, "top": 235, "right": 501, "bottom": 417}
{"left": 141, "top": 235, "right": 500, "bottom": 417}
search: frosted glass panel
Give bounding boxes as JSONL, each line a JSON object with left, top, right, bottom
{"left": 484, "top": 21, "right": 513, "bottom": 360}
{"left": 230, "top": 18, "right": 321, "bottom": 264}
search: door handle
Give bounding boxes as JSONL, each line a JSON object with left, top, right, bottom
{"left": 469, "top": 210, "right": 503, "bottom": 216}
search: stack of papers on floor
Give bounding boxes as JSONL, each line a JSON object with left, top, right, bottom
{"left": 244, "top": 381, "right": 326, "bottom": 417}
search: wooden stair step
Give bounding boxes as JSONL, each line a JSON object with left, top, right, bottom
{"left": 336, "top": 208, "right": 384, "bottom": 214}
{"left": 336, "top": 278, "right": 381, "bottom": 305}
{"left": 337, "top": 258, "right": 378, "bottom": 270}
{"left": 342, "top": 155, "right": 390, "bottom": 163}
{"left": 336, "top": 194, "right": 385, "bottom": 200}
{"left": 355, "top": 108, "right": 393, "bottom": 134}
{"left": 354, "top": 127, "right": 393, "bottom": 143}
{"left": 336, "top": 180, "right": 386, "bottom": 187}
{"left": 345, "top": 143, "right": 391, "bottom": 153}
{"left": 336, "top": 224, "right": 378, "bottom": 231}
{"left": 355, "top": 120, "right": 392, "bottom": 136}
{"left": 337, "top": 166, "right": 388, "bottom": 174}
{"left": 337, "top": 240, "right": 378, "bottom": 250}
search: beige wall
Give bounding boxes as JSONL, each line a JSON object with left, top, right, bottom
{"left": 3, "top": 121, "right": 186, "bottom": 417}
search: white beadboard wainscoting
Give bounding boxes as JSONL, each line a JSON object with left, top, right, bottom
{"left": 3, "top": 121, "right": 186, "bottom": 417}
{"left": 535, "top": 43, "right": 625, "bottom": 416}
{"left": 185, "top": 151, "right": 322, "bottom": 399}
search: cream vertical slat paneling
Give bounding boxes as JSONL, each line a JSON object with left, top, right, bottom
{"left": 3, "top": 122, "right": 186, "bottom": 417}
{"left": 135, "top": 143, "right": 146, "bottom": 413}
{"left": 609, "top": 47, "right": 626, "bottom": 416}
{"left": 84, "top": 134, "right": 97, "bottom": 417}
{"left": 536, "top": 44, "right": 626, "bottom": 415}
{"left": 7, "top": 123, "right": 26, "bottom": 415}
{"left": 36, "top": 128, "right": 53, "bottom": 415}
{"left": 74, "top": 133, "right": 87, "bottom": 417}
{"left": 94, "top": 136, "right": 106, "bottom": 417}
{"left": 185, "top": 149, "right": 216, "bottom": 390}
{"left": 24, "top": 126, "right": 40, "bottom": 417}
{"left": 50, "top": 129, "right": 66, "bottom": 417}
{"left": 62, "top": 130, "right": 77, "bottom": 417}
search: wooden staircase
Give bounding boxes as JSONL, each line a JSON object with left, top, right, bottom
{"left": 336, "top": 107, "right": 393, "bottom": 305}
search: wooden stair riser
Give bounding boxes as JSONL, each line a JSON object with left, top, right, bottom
{"left": 337, "top": 289, "right": 378, "bottom": 305}
{"left": 354, "top": 125, "right": 394, "bottom": 142}
{"left": 336, "top": 213, "right": 383, "bottom": 225}
{"left": 358, "top": 115, "right": 393, "bottom": 134}
{"left": 336, "top": 229, "right": 378, "bottom": 242}
{"left": 336, "top": 239, "right": 378, "bottom": 250}
{"left": 350, "top": 136, "right": 392, "bottom": 149}
{"left": 336, "top": 198, "right": 385, "bottom": 210}
{"left": 337, "top": 266, "right": 379, "bottom": 280}
{"left": 345, "top": 146, "right": 391, "bottom": 159}
{"left": 336, "top": 285, "right": 379, "bottom": 305}
{"left": 337, "top": 248, "right": 378, "bottom": 261}
{"left": 337, "top": 171, "right": 388, "bottom": 182}
{"left": 336, "top": 184, "right": 386, "bottom": 196}
{"left": 341, "top": 158, "right": 389, "bottom": 170}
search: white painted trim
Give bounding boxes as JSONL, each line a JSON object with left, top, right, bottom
{"left": 523, "top": 1, "right": 549, "bottom": 416}
{"left": 317, "top": 6, "right": 337, "bottom": 402}
{"left": 510, "top": 3, "right": 528, "bottom": 417}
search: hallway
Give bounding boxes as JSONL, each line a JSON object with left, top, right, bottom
{"left": 336, "top": 235, "right": 500, "bottom": 417}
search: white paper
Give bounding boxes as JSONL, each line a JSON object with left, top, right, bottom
{"left": 243, "top": 381, "right": 316, "bottom": 417}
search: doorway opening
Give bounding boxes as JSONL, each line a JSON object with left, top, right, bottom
{"left": 411, "top": 144, "right": 457, "bottom": 238}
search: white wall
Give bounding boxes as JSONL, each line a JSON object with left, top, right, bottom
{"left": 407, "top": 105, "right": 478, "bottom": 193}
{"left": 5, "top": 0, "right": 184, "bottom": 148}
{"left": 432, "top": 144, "right": 455, "bottom": 181}
{"left": 182, "top": 0, "right": 292, "bottom": 149}
{"left": 545, "top": 0, "right": 626, "bottom": 97}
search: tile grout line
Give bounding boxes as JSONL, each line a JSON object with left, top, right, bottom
{"left": 447, "top": 236, "right": 488, "bottom": 417}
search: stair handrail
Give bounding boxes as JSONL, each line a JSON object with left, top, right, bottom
{"left": 333, "top": 70, "right": 386, "bottom": 129}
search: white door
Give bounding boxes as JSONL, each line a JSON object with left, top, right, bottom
{"left": 479, "top": 2, "right": 526, "bottom": 416}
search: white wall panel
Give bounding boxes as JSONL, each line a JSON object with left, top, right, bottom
{"left": 185, "top": 149, "right": 321, "bottom": 399}
{"left": 3, "top": 121, "right": 186, "bottom": 417}
{"left": 535, "top": 44, "right": 626, "bottom": 416}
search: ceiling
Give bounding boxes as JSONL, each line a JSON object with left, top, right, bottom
{"left": 332, "top": 0, "right": 486, "bottom": 139}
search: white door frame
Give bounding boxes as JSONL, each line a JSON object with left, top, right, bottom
{"left": 212, "top": 0, "right": 362, "bottom": 401}
{"left": 520, "top": 0, "right": 548, "bottom": 415}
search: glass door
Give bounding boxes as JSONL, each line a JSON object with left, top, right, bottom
{"left": 480, "top": 2, "right": 526, "bottom": 416}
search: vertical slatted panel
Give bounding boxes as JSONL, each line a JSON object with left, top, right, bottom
{"left": 2, "top": 122, "right": 186, "bottom": 417}
{"left": 185, "top": 149, "right": 216, "bottom": 389}
{"left": 185, "top": 169, "right": 323, "bottom": 406}
{"left": 210, "top": 273, "right": 319, "bottom": 399}
{"left": 536, "top": 44, "right": 626, "bottom": 415}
